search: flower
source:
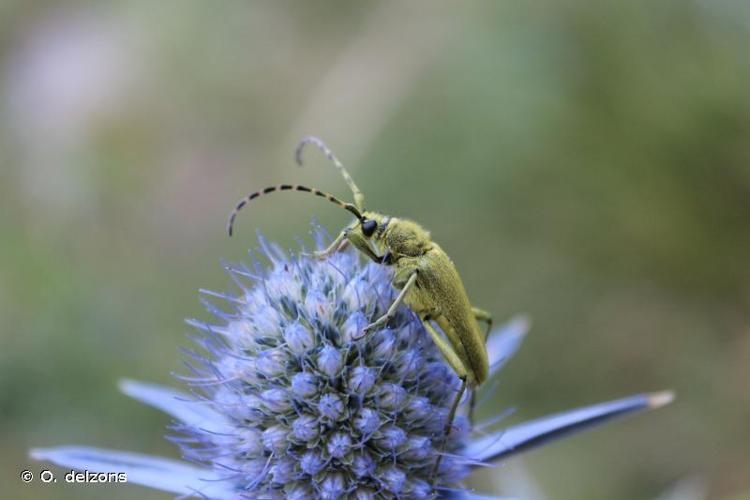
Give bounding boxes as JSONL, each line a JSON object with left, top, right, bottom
{"left": 31, "top": 228, "right": 673, "bottom": 499}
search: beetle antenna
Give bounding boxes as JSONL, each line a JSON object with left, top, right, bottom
{"left": 295, "top": 136, "right": 366, "bottom": 212}
{"left": 227, "top": 184, "right": 363, "bottom": 236}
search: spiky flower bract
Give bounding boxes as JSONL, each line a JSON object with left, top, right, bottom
{"left": 31, "top": 227, "right": 674, "bottom": 499}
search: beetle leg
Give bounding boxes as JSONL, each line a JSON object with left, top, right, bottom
{"left": 421, "top": 317, "right": 470, "bottom": 485}
{"left": 345, "top": 230, "right": 388, "bottom": 264}
{"left": 469, "top": 307, "right": 493, "bottom": 424}
{"left": 357, "top": 270, "right": 417, "bottom": 338}
{"left": 471, "top": 307, "right": 493, "bottom": 341}
{"left": 421, "top": 316, "right": 468, "bottom": 380}
{"left": 433, "top": 376, "right": 467, "bottom": 485}
{"left": 310, "top": 230, "right": 348, "bottom": 259}
{"left": 432, "top": 314, "right": 470, "bottom": 364}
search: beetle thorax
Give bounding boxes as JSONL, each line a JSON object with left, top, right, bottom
{"left": 380, "top": 217, "right": 432, "bottom": 257}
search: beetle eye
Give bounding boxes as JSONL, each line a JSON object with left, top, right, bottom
{"left": 362, "top": 219, "right": 377, "bottom": 237}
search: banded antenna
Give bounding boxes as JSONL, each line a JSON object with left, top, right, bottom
{"left": 227, "top": 184, "right": 363, "bottom": 236}
{"left": 295, "top": 136, "right": 365, "bottom": 212}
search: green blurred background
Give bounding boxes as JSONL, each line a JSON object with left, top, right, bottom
{"left": 2, "top": 2, "right": 749, "bottom": 499}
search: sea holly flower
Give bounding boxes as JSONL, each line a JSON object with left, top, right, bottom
{"left": 31, "top": 229, "right": 673, "bottom": 499}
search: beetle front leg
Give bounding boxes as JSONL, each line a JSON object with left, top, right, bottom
{"left": 346, "top": 230, "right": 389, "bottom": 264}
{"left": 356, "top": 269, "right": 417, "bottom": 339}
{"left": 310, "top": 230, "right": 348, "bottom": 259}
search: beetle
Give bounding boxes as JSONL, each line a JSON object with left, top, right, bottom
{"left": 227, "top": 137, "right": 493, "bottom": 480}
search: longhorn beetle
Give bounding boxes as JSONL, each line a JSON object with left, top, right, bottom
{"left": 227, "top": 137, "right": 492, "bottom": 482}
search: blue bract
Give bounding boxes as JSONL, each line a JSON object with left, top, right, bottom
{"left": 31, "top": 229, "right": 673, "bottom": 499}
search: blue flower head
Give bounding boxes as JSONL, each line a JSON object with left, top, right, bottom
{"left": 31, "top": 228, "right": 674, "bottom": 499}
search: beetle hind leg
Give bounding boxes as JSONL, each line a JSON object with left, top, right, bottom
{"left": 468, "top": 307, "right": 493, "bottom": 424}
{"left": 472, "top": 306, "right": 493, "bottom": 340}
{"left": 308, "top": 230, "right": 348, "bottom": 259}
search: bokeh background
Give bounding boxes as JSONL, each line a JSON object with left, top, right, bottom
{"left": 2, "top": 2, "right": 749, "bottom": 499}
